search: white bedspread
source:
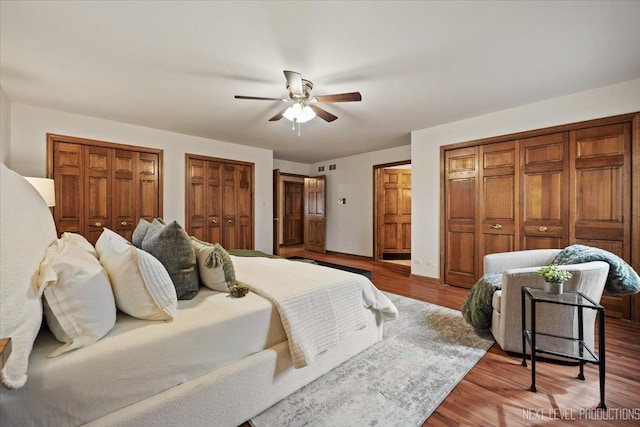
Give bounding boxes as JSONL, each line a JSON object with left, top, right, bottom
{"left": 232, "top": 256, "right": 398, "bottom": 368}
{"left": 0, "top": 289, "right": 286, "bottom": 426}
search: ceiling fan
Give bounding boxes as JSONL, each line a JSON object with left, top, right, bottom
{"left": 234, "top": 70, "right": 361, "bottom": 129}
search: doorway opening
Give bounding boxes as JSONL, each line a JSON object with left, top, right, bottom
{"left": 373, "top": 161, "right": 412, "bottom": 267}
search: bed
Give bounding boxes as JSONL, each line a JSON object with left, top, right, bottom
{"left": 0, "top": 163, "right": 397, "bottom": 426}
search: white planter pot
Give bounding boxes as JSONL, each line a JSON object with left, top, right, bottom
{"left": 544, "top": 281, "right": 564, "bottom": 295}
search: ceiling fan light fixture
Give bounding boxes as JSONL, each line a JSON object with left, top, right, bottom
{"left": 283, "top": 103, "right": 316, "bottom": 124}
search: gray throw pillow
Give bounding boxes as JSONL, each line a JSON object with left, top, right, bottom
{"left": 142, "top": 220, "right": 199, "bottom": 300}
{"left": 132, "top": 218, "right": 151, "bottom": 248}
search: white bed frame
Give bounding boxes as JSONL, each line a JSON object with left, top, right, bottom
{"left": 0, "top": 164, "right": 383, "bottom": 426}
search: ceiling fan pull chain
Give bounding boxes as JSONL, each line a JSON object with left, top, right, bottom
{"left": 298, "top": 121, "right": 301, "bottom": 136}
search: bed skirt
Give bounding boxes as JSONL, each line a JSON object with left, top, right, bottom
{"left": 87, "top": 309, "right": 383, "bottom": 427}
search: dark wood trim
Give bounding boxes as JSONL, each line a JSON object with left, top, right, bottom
{"left": 442, "top": 112, "right": 639, "bottom": 151}
{"left": 185, "top": 152, "right": 255, "bottom": 167}
{"left": 280, "top": 172, "right": 309, "bottom": 179}
{"left": 633, "top": 113, "right": 640, "bottom": 322}
{"left": 273, "top": 169, "right": 281, "bottom": 255}
{"left": 439, "top": 145, "right": 446, "bottom": 285}
{"left": 46, "top": 133, "right": 163, "bottom": 156}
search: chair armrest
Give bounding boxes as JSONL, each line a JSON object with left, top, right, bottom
{"left": 484, "top": 249, "right": 561, "bottom": 274}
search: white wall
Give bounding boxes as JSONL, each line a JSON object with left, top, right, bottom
{"left": 310, "top": 145, "right": 411, "bottom": 257}
{"left": 9, "top": 103, "right": 274, "bottom": 254}
{"left": 273, "top": 158, "right": 311, "bottom": 175}
{"left": 411, "top": 77, "right": 640, "bottom": 279}
{"left": 0, "top": 87, "right": 10, "bottom": 166}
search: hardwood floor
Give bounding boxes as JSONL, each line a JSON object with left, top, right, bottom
{"left": 277, "top": 246, "right": 640, "bottom": 426}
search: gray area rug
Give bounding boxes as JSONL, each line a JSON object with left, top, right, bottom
{"left": 250, "top": 292, "right": 494, "bottom": 427}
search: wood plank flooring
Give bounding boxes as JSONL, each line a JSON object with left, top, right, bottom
{"left": 275, "top": 246, "right": 640, "bottom": 426}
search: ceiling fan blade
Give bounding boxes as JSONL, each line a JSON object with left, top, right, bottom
{"left": 235, "top": 95, "right": 286, "bottom": 101}
{"left": 310, "top": 105, "right": 338, "bottom": 122}
{"left": 283, "top": 70, "right": 304, "bottom": 97}
{"left": 313, "top": 92, "right": 362, "bottom": 103}
{"left": 268, "top": 109, "right": 287, "bottom": 121}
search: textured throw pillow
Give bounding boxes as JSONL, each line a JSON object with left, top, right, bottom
{"left": 142, "top": 220, "right": 199, "bottom": 300}
{"left": 38, "top": 234, "right": 116, "bottom": 357}
{"left": 132, "top": 218, "right": 151, "bottom": 248}
{"left": 96, "top": 228, "right": 177, "bottom": 320}
{"left": 190, "top": 237, "right": 236, "bottom": 292}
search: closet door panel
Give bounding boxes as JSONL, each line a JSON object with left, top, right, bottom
{"left": 187, "top": 158, "right": 206, "bottom": 241}
{"left": 222, "top": 164, "right": 238, "bottom": 249}
{"left": 112, "top": 150, "right": 136, "bottom": 241}
{"left": 53, "top": 142, "right": 84, "bottom": 236}
{"left": 206, "top": 161, "right": 223, "bottom": 245}
{"left": 237, "top": 164, "right": 253, "bottom": 249}
{"left": 86, "top": 146, "right": 111, "bottom": 245}
{"left": 479, "top": 141, "right": 518, "bottom": 268}
{"left": 138, "top": 152, "right": 160, "bottom": 221}
{"left": 571, "top": 122, "right": 632, "bottom": 319}
{"left": 520, "top": 133, "right": 569, "bottom": 250}
{"left": 445, "top": 147, "right": 478, "bottom": 288}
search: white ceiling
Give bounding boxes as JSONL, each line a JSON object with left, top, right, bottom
{"left": 2, "top": 1, "right": 640, "bottom": 164}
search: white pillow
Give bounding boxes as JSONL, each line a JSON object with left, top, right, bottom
{"left": 191, "top": 237, "right": 233, "bottom": 292}
{"left": 96, "top": 228, "right": 177, "bottom": 321}
{"left": 0, "top": 165, "right": 57, "bottom": 389}
{"left": 38, "top": 235, "right": 116, "bottom": 357}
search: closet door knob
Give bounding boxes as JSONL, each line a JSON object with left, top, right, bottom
{"left": 120, "top": 221, "right": 129, "bottom": 226}
{"left": 210, "top": 218, "right": 218, "bottom": 224}
{"left": 90, "top": 222, "right": 102, "bottom": 227}
{"left": 539, "top": 226, "right": 549, "bottom": 232}
{"left": 227, "top": 219, "right": 233, "bottom": 224}
{"left": 489, "top": 224, "right": 503, "bottom": 229}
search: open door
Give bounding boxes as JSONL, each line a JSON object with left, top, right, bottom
{"left": 304, "top": 176, "right": 326, "bottom": 253}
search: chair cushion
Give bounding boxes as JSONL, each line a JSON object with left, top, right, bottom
{"left": 492, "top": 290, "right": 502, "bottom": 313}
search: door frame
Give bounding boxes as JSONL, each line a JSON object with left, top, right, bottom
{"left": 272, "top": 170, "right": 309, "bottom": 255}
{"left": 373, "top": 160, "right": 411, "bottom": 262}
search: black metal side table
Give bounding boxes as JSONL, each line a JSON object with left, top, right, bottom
{"left": 521, "top": 286, "right": 606, "bottom": 409}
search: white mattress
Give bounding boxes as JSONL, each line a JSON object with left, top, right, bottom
{"left": 0, "top": 289, "right": 286, "bottom": 426}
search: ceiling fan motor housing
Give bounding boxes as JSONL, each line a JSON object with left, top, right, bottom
{"left": 287, "top": 79, "right": 313, "bottom": 99}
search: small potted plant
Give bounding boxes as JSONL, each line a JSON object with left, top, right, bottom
{"left": 538, "top": 265, "right": 572, "bottom": 295}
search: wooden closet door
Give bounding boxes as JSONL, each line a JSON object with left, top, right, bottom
{"left": 85, "top": 146, "right": 111, "bottom": 245}
{"left": 53, "top": 142, "right": 84, "bottom": 236}
{"left": 444, "top": 147, "right": 479, "bottom": 288}
{"left": 112, "top": 149, "right": 136, "bottom": 241}
{"left": 222, "top": 163, "right": 239, "bottom": 248}
{"left": 137, "top": 152, "right": 160, "bottom": 222}
{"left": 479, "top": 141, "right": 519, "bottom": 273}
{"left": 570, "top": 123, "right": 632, "bottom": 319}
{"left": 237, "top": 164, "right": 253, "bottom": 249}
{"left": 187, "top": 158, "right": 207, "bottom": 241}
{"left": 379, "top": 169, "right": 412, "bottom": 256}
{"left": 520, "top": 133, "right": 569, "bottom": 250}
{"left": 206, "top": 161, "right": 223, "bottom": 245}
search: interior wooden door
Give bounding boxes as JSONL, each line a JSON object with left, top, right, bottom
{"left": 222, "top": 163, "right": 239, "bottom": 249}
{"left": 378, "top": 168, "right": 411, "bottom": 256}
{"left": 186, "top": 158, "right": 207, "bottom": 241}
{"left": 520, "top": 132, "right": 569, "bottom": 250}
{"left": 479, "top": 141, "right": 519, "bottom": 275}
{"left": 304, "top": 176, "right": 326, "bottom": 253}
{"left": 444, "top": 146, "right": 479, "bottom": 288}
{"left": 112, "top": 149, "right": 136, "bottom": 241}
{"left": 85, "top": 145, "right": 111, "bottom": 245}
{"left": 206, "top": 161, "right": 223, "bottom": 245}
{"left": 570, "top": 122, "right": 632, "bottom": 319}
{"left": 283, "top": 181, "right": 303, "bottom": 245}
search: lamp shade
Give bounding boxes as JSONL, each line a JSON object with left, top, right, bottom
{"left": 24, "top": 177, "right": 56, "bottom": 207}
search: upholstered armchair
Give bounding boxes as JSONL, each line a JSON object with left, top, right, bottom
{"left": 486, "top": 249, "right": 609, "bottom": 355}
